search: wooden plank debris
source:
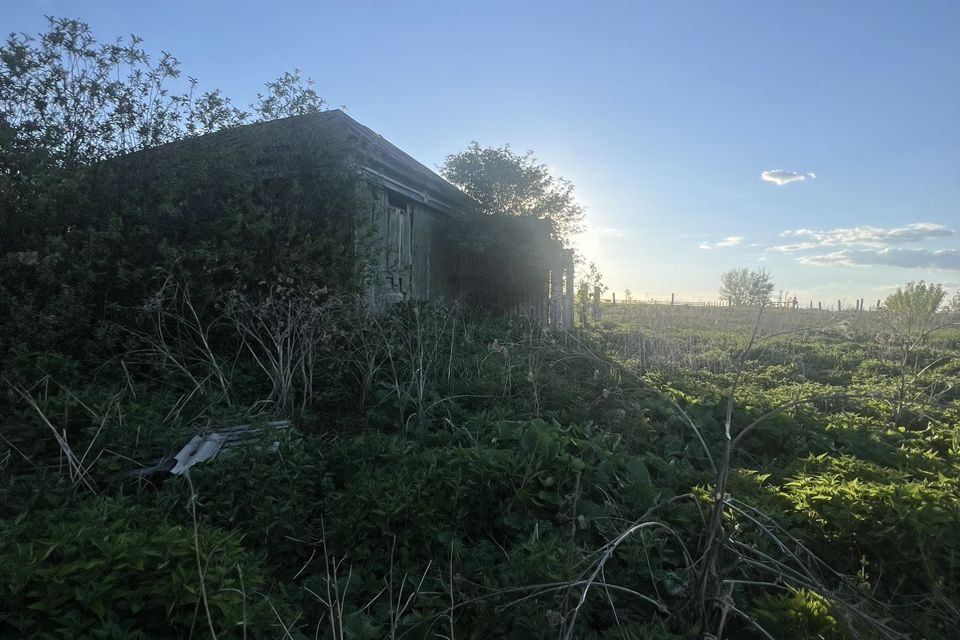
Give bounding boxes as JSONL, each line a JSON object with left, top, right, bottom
{"left": 126, "top": 420, "right": 293, "bottom": 482}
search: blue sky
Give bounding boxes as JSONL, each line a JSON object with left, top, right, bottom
{"left": 5, "top": 1, "right": 959, "bottom": 303}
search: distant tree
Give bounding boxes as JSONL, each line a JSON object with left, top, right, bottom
{"left": 576, "top": 261, "right": 606, "bottom": 323}
{"left": 948, "top": 290, "right": 960, "bottom": 313}
{"left": 624, "top": 288, "right": 633, "bottom": 303}
{"left": 718, "top": 267, "right": 774, "bottom": 307}
{"left": 880, "top": 281, "right": 954, "bottom": 425}
{"left": 583, "top": 261, "right": 606, "bottom": 292}
{"left": 883, "top": 281, "right": 948, "bottom": 339}
{"left": 440, "top": 142, "right": 585, "bottom": 243}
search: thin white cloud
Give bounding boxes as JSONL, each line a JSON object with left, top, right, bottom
{"left": 886, "top": 223, "right": 954, "bottom": 242}
{"left": 773, "top": 223, "right": 954, "bottom": 252}
{"left": 761, "top": 169, "right": 816, "bottom": 186}
{"left": 596, "top": 226, "right": 628, "bottom": 238}
{"left": 798, "top": 248, "right": 960, "bottom": 271}
{"left": 699, "top": 236, "right": 743, "bottom": 250}
{"left": 715, "top": 236, "right": 743, "bottom": 247}
{"left": 770, "top": 241, "right": 820, "bottom": 253}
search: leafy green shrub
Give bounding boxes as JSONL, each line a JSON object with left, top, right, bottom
{"left": 776, "top": 454, "right": 960, "bottom": 624}
{"left": 295, "top": 418, "right": 678, "bottom": 636}
{"left": 751, "top": 588, "right": 852, "bottom": 640}
{"left": 151, "top": 432, "right": 331, "bottom": 579}
{"left": 1, "top": 119, "right": 368, "bottom": 369}
{"left": 883, "top": 281, "right": 948, "bottom": 340}
{"left": 0, "top": 499, "right": 277, "bottom": 639}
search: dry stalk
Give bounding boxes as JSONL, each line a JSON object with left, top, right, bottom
{"left": 185, "top": 471, "right": 218, "bottom": 640}
{"left": 10, "top": 383, "right": 97, "bottom": 492}
{"left": 123, "top": 274, "right": 236, "bottom": 407}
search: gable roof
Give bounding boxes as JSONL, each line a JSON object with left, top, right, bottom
{"left": 121, "top": 109, "right": 475, "bottom": 214}
{"left": 321, "top": 110, "right": 475, "bottom": 213}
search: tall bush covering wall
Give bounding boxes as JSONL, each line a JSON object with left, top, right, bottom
{"left": 0, "top": 119, "right": 371, "bottom": 369}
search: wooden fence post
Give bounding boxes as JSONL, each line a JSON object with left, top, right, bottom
{"left": 564, "top": 255, "right": 575, "bottom": 329}
{"left": 593, "top": 286, "right": 602, "bottom": 322}
{"left": 540, "top": 272, "right": 550, "bottom": 325}
{"left": 550, "top": 268, "right": 562, "bottom": 329}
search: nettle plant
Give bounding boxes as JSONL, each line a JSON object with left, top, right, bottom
{"left": 1, "top": 499, "right": 276, "bottom": 638}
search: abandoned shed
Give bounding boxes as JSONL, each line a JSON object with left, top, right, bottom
{"left": 125, "top": 110, "right": 576, "bottom": 327}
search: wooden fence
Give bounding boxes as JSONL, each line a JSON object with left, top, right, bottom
{"left": 601, "top": 293, "right": 885, "bottom": 312}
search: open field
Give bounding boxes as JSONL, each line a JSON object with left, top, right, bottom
{"left": 597, "top": 302, "right": 960, "bottom": 371}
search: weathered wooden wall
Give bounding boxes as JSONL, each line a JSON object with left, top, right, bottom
{"left": 366, "top": 186, "right": 458, "bottom": 309}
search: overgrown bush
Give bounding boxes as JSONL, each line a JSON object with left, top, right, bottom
{"left": 0, "top": 499, "right": 278, "bottom": 639}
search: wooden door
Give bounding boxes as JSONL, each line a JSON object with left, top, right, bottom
{"left": 385, "top": 201, "right": 413, "bottom": 299}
